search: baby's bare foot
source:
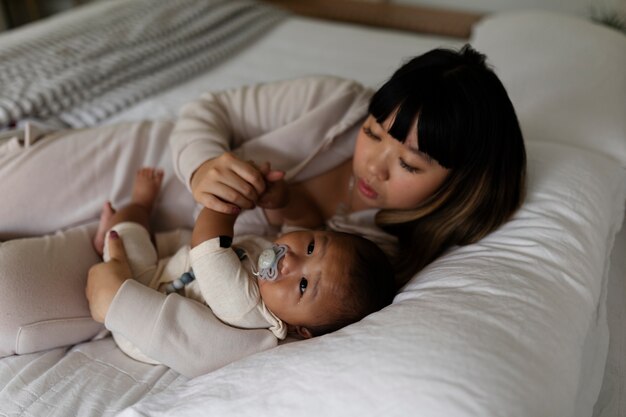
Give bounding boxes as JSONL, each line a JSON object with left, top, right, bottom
{"left": 93, "top": 201, "right": 115, "bottom": 256}
{"left": 132, "top": 167, "right": 164, "bottom": 210}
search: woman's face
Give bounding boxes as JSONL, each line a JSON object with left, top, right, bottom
{"left": 351, "top": 115, "right": 449, "bottom": 211}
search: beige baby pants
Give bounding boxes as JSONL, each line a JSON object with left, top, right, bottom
{"left": 0, "top": 120, "right": 196, "bottom": 356}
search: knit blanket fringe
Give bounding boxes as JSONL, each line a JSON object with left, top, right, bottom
{"left": 0, "top": 0, "right": 286, "bottom": 128}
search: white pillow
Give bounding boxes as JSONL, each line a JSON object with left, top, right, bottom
{"left": 471, "top": 11, "right": 626, "bottom": 167}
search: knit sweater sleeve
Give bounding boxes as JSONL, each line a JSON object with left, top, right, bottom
{"left": 105, "top": 280, "right": 277, "bottom": 378}
{"left": 169, "top": 75, "right": 368, "bottom": 190}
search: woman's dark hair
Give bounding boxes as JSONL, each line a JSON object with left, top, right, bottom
{"left": 369, "top": 44, "right": 526, "bottom": 287}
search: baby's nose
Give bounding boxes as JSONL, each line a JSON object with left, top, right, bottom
{"left": 279, "top": 258, "right": 288, "bottom": 276}
{"left": 279, "top": 252, "right": 294, "bottom": 277}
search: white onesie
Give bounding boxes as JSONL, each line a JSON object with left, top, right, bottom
{"left": 103, "top": 221, "right": 286, "bottom": 364}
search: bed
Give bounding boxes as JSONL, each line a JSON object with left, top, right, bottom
{"left": 1, "top": 0, "right": 625, "bottom": 416}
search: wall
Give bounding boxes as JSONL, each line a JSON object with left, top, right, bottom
{"left": 393, "top": 0, "right": 625, "bottom": 19}
{"left": 0, "top": 6, "right": 6, "bottom": 31}
{"left": 1, "top": 0, "right": 100, "bottom": 30}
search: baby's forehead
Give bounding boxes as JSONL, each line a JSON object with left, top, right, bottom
{"left": 323, "top": 232, "right": 356, "bottom": 257}
{"left": 320, "top": 235, "right": 356, "bottom": 284}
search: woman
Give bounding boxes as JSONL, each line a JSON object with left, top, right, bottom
{"left": 171, "top": 44, "right": 526, "bottom": 284}
{"left": 0, "top": 45, "right": 525, "bottom": 377}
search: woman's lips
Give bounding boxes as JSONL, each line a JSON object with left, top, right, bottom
{"left": 357, "top": 178, "right": 378, "bottom": 199}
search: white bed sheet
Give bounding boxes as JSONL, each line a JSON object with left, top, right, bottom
{"left": 1, "top": 6, "right": 625, "bottom": 417}
{"left": 0, "top": 338, "right": 183, "bottom": 416}
{"left": 595, "top": 219, "right": 626, "bottom": 417}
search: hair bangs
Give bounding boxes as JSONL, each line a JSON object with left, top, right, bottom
{"left": 369, "top": 78, "right": 428, "bottom": 146}
{"left": 416, "top": 86, "right": 461, "bottom": 169}
{"left": 386, "top": 94, "right": 421, "bottom": 144}
{"left": 368, "top": 78, "right": 409, "bottom": 128}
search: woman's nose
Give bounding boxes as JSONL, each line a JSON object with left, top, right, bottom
{"left": 367, "top": 151, "right": 390, "bottom": 181}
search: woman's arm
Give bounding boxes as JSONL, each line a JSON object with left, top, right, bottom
{"left": 169, "top": 76, "right": 368, "bottom": 214}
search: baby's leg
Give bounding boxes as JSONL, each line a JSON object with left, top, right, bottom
{"left": 99, "top": 168, "right": 163, "bottom": 287}
{"left": 93, "top": 168, "right": 164, "bottom": 256}
{"left": 0, "top": 123, "right": 191, "bottom": 357}
{"left": 109, "top": 167, "right": 164, "bottom": 233}
{"left": 0, "top": 223, "right": 104, "bottom": 357}
{"left": 102, "top": 222, "right": 160, "bottom": 287}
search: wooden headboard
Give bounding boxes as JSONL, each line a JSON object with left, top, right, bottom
{"left": 263, "top": 0, "right": 485, "bottom": 39}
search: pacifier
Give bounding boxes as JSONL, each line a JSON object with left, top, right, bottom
{"left": 255, "top": 244, "right": 287, "bottom": 281}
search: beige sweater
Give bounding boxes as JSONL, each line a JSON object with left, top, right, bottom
{"left": 106, "top": 76, "right": 396, "bottom": 377}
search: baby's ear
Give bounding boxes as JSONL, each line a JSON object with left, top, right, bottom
{"left": 293, "top": 326, "right": 313, "bottom": 339}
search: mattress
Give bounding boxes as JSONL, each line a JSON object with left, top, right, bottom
{"left": 1, "top": 2, "right": 625, "bottom": 416}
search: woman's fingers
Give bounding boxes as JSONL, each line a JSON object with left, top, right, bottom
{"left": 215, "top": 171, "right": 261, "bottom": 204}
{"left": 196, "top": 179, "right": 256, "bottom": 210}
{"left": 264, "top": 169, "right": 285, "bottom": 183}
{"left": 196, "top": 192, "right": 242, "bottom": 215}
{"left": 191, "top": 153, "right": 271, "bottom": 211}
{"left": 255, "top": 161, "right": 284, "bottom": 183}
{"left": 232, "top": 159, "right": 266, "bottom": 196}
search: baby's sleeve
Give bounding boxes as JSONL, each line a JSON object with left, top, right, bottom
{"left": 189, "top": 238, "right": 271, "bottom": 330}
{"left": 105, "top": 280, "right": 277, "bottom": 378}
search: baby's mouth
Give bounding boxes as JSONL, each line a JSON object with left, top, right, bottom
{"left": 256, "top": 243, "right": 288, "bottom": 281}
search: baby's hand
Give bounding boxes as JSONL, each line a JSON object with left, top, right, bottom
{"left": 257, "top": 163, "right": 288, "bottom": 209}
{"left": 258, "top": 178, "right": 288, "bottom": 209}
{"left": 86, "top": 231, "right": 132, "bottom": 323}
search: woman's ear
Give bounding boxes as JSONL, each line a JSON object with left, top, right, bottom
{"left": 294, "top": 325, "right": 313, "bottom": 339}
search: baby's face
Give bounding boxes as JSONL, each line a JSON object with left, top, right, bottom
{"left": 258, "top": 230, "right": 351, "bottom": 331}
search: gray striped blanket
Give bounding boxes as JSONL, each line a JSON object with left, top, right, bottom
{"left": 0, "top": 0, "right": 286, "bottom": 128}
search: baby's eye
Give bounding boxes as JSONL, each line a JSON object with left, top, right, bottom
{"left": 307, "top": 240, "right": 315, "bottom": 255}
{"left": 299, "top": 278, "right": 308, "bottom": 295}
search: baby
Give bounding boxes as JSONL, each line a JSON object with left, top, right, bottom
{"left": 94, "top": 167, "right": 395, "bottom": 364}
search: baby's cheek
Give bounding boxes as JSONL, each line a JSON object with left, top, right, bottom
{"left": 259, "top": 282, "right": 284, "bottom": 310}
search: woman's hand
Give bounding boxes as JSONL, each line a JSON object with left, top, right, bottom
{"left": 85, "top": 231, "right": 132, "bottom": 323}
{"left": 191, "top": 153, "right": 284, "bottom": 214}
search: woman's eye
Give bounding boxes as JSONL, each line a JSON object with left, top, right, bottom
{"left": 307, "top": 240, "right": 315, "bottom": 255}
{"left": 363, "top": 127, "right": 380, "bottom": 141}
{"left": 299, "top": 278, "right": 308, "bottom": 295}
{"left": 399, "top": 158, "right": 420, "bottom": 174}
